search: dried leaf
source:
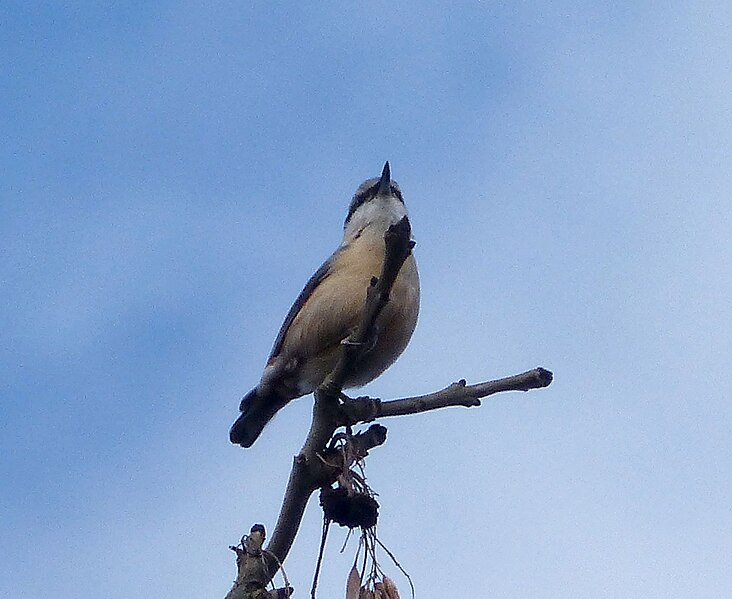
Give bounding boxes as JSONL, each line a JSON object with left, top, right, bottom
{"left": 346, "top": 565, "right": 361, "bottom": 599}
{"left": 382, "top": 576, "right": 400, "bottom": 599}
{"left": 359, "top": 588, "right": 374, "bottom": 599}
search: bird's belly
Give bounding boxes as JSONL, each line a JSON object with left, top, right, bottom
{"left": 282, "top": 240, "right": 419, "bottom": 395}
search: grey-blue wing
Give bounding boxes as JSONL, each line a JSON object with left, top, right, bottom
{"left": 268, "top": 248, "right": 340, "bottom": 360}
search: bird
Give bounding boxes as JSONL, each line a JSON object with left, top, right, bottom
{"left": 230, "top": 162, "right": 420, "bottom": 447}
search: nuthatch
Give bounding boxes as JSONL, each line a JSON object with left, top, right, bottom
{"left": 230, "top": 162, "right": 420, "bottom": 447}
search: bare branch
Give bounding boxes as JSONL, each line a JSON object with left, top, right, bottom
{"left": 226, "top": 525, "right": 292, "bottom": 599}
{"left": 341, "top": 367, "right": 553, "bottom": 422}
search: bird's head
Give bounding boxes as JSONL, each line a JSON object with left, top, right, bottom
{"left": 343, "top": 161, "right": 408, "bottom": 240}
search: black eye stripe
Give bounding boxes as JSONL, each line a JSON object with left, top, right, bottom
{"left": 345, "top": 184, "right": 378, "bottom": 223}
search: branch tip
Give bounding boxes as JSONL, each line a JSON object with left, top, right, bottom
{"left": 536, "top": 367, "right": 553, "bottom": 386}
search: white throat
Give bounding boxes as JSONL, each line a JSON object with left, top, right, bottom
{"left": 343, "top": 196, "right": 408, "bottom": 242}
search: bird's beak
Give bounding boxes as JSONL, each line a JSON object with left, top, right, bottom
{"left": 377, "top": 161, "right": 391, "bottom": 197}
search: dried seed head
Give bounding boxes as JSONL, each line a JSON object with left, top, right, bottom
{"left": 321, "top": 487, "right": 379, "bottom": 529}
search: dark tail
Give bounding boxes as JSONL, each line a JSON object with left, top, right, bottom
{"left": 229, "top": 388, "right": 290, "bottom": 448}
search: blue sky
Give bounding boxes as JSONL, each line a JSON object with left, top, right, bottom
{"left": 2, "top": 2, "right": 731, "bottom": 597}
